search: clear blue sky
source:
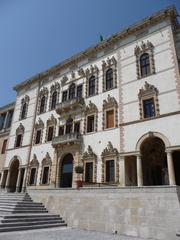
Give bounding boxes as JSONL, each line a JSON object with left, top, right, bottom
{"left": 0, "top": 0, "right": 180, "bottom": 107}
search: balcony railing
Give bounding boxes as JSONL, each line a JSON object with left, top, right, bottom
{"left": 56, "top": 98, "right": 85, "bottom": 114}
{"left": 52, "top": 132, "right": 81, "bottom": 146}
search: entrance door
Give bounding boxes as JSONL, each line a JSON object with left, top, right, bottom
{"left": 9, "top": 159, "right": 19, "bottom": 192}
{"left": 60, "top": 153, "right": 73, "bottom": 187}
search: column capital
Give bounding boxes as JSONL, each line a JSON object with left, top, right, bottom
{"left": 165, "top": 149, "right": 173, "bottom": 154}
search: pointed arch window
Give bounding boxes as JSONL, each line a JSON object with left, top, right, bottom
{"left": 21, "top": 103, "right": 27, "bottom": 120}
{"left": 19, "top": 95, "right": 30, "bottom": 120}
{"left": 69, "top": 83, "right": 76, "bottom": 100}
{"left": 140, "top": 53, "right": 150, "bottom": 77}
{"left": 106, "top": 68, "right": 113, "bottom": 90}
{"left": 51, "top": 91, "right": 57, "bottom": 110}
{"left": 40, "top": 96, "right": 46, "bottom": 114}
{"left": 88, "top": 76, "right": 96, "bottom": 96}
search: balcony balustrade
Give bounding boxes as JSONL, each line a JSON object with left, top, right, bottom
{"left": 56, "top": 98, "right": 85, "bottom": 114}
{"left": 52, "top": 132, "right": 81, "bottom": 147}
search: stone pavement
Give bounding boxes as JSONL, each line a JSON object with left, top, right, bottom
{"left": 0, "top": 227, "right": 145, "bottom": 240}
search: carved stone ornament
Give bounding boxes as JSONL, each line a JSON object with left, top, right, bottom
{"left": 102, "top": 56, "right": 117, "bottom": 70}
{"left": 42, "top": 152, "right": 52, "bottom": 166}
{"left": 71, "top": 71, "right": 75, "bottom": 79}
{"left": 101, "top": 141, "right": 118, "bottom": 157}
{"left": 47, "top": 114, "right": 57, "bottom": 126}
{"left": 50, "top": 82, "right": 60, "bottom": 93}
{"left": 78, "top": 68, "right": 85, "bottom": 77}
{"left": 85, "top": 65, "right": 99, "bottom": 77}
{"left": 134, "top": 40, "right": 154, "bottom": 55}
{"left": 82, "top": 145, "right": 97, "bottom": 159}
{"left": 61, "top": 75, "right": 68, "bottom": 86}
{"left": 16, "top": 123, "right": 25, "bottom": 134}
{"left": 39, "top": 87, "right": 48, "bottom": 97}
{"left": 138, "top": 81, "right": 158, "bottom": 98}
{"left": 85, "top": 101, "right": 98, "bottom": 113}
{"left": 30, "top": 154, "right": 39, "bottom": 167}
{"left": 103, "top": 95, "right": 118, "bottom": 109}
{"left": 35, "top": 118, "right": 44, "bottom": 129}
{"left": 21, "top": 95, "right": 30, "bottom": 104}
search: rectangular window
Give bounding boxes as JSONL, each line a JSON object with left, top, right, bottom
{"left": 85, "top": 162, "right": 93, "bottom": 183}
{"left": 1, "top": 139, "right": 7, "bottom": 154}
{"left": 106, "top": 160, "right": 114, "bottom": 182}
{"left": 62, "top": 91, "right": 68, "bottom": 102}
{"left": 6, "top": 111, "right": 13, "bottom": 128}
{"left": 74, "top": 122, "right": 80, "bottom": 133}
{"left": 47, "top": 126, "right": 54, "bottom": 141}
{"left": 143, "top": 98, "right": 155, "bottom": 118}
{"left": 16, "top": 134, "right": 22, "bottom": 147}
{"left": 29, "top": 168, "right": 36, "bottom": 185}
{"left": 77, "top": 85, "right": 83, "bottom": 98}
{"left": 87, "top": 115, "right": 94, "bottom": 133}
{"left": 106, "top": 110, "right": 114, "bottom": 129}
{"left": 0, "top": 113, "right": 6, "bottom": 130}
{"left": 35, "top": 129, "right": 41, "bottom": 144}
{"left": 58, "top": 126, "right": 64, "bottom": 136}
{"left": 42, "top": 166, "right": 49, "bottom": 184}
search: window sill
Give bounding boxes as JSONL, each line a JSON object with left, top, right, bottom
{"left": 103, "top": 86, "right": 117, "bottom": 93}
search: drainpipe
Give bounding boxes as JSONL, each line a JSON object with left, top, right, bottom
{"left": 23, "top": 76, "right": 41, "bottom": 192}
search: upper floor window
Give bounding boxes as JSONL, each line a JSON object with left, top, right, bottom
{"left": 6, "top": 110, "right": 13, "bottom": 128}
{"left": 1, "top": 139, "right": 7, "bottom": 154}
{"left": 19, "top": 95, "right": 29, "bottom": 120}
{"left": 88, "top": 76, "right": 96, "bottom": 96}
{"left": 134, "top": 41, "right": 155, "bottom": 79}
{"left": 69, "top": 84, "right": 76, "bottom": 100}
{"left": 45, "top": 114, "right": 56, "bottom": 142}
{"left": 140, "top": 53, "right": 150, "bottom": 77}
{"left": 106, "top": 109, "right": 114, "bottom": 129}
{"left": 138, "top": 82, "right": 160, "bottom": 119}
{"left": 16, "top": 134, "right": 22, "bottom": 148}
{"left": 62, "top": 91, "right": 68, "bottom": 102}
{"left": 105, "top": 68, "right": 113, "bottom": 90}
{"left": 47, "top": 126, "right": 54, "bottom": 142}
{"left": 15, "top": 123, "right": 24, "bottom": 148}
{"left": 35, "top": 129, "right": 42, "bottom": 145}
{"left": 40, "top": 96, "right": 46, "bottom": 114}
{"left": 77, "top": 84, "right": 83, "bottom": 98}
{"left": 0, "top": 113, "right": 6, "bottom": 130}
{"left": 58, "top": 126, "right": 64, "bottom": 136}
{"left": 66, "top": 117, "right": 73, "bottom": 134}
{"left": 87, "top": 115, "right": 94, "bottom": 133}
{"left": 38, "top": 87, "right": 48, "bottom": 115}
{"left": 51, "top": 91, "right": 57, "bottom": 110}
{"left": 34, "top": 118, "right": 44, "bottom": 145}
{"left": 143, "top": 98, "right": 155, "bottom": 118}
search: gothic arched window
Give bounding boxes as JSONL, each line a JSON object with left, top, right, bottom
{"left": 88, "top": 76, "right": 95, "bottom": 96}
{"left": 105, "top": 68, "right": 113, "bottom": 90}
{"left": 40, "top": 96, "right": 46, "bottom": 114}
{"left": 21, "top": 103, "right": 27, "bottom": 120}
{"left": 140, "top": 53, "right": 150, "bottom": 77}
{"left": 69, "top": 84, "right": 76, "bottom": 100}
{"left": 51, "top": 91, "right": 57, "bottom": 110}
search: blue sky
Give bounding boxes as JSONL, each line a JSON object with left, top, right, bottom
{"left": 0, "top": 0, "right": 180, "bottom": 107}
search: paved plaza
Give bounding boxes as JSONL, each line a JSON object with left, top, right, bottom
{"left": 0, "top": 227, "right": 144, "bottom": 240}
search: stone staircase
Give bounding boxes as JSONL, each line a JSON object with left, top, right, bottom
{"left": 0, "top": 192, "right": 67, "bottom": 232}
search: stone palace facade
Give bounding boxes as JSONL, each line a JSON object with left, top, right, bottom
{"left": 0, "top": 6, "right": 180, "bottom": 193}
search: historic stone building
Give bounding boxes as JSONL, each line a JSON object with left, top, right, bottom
{"left": 0, "top": 102, "right": 14, "bottom": 185}
{"left": 0, "top": 6, "right": 180, "bottom": 193}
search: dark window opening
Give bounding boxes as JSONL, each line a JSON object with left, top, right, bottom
{"left": 88, "top": 76, "right": 96, "bottom": 96}
{"left": 77, "top": 85, "right": 83, "bottom": 98}
{"left": 74, "top": 122, "right": 80, "bottom": 133}
{"left": 47, "top": 126, "right": 54, "bottom": 141}
{"left": 29, "top": 168, "right": 36, "bottom": 185}
{"left": 106, "top": 68, "right": 113, "bottom": 90}
{"left": 69, "top": 84, "right": 76, "bottom": 100}
{"left": 21, "top": 103, "right": 27, "bottom": 119}
{"left": 40, "top": 96, "right": 46, "bottom": 114}
{"left": 85, "top": 162, "right": 93, "bottom": 183}
{"left": 6, "top": 111, "right": 13, "bottom": 128}
{"left": 87, "top": 115, "right": 94, "bottom": 133}
{"left": 143, "top": 98, "right": 155, "bottom": 118}
{"left": 1, "top": 139, "right": 7, "bottom": 154}
{"left": 66, "top": 118, "right": 73, "bottom": 134}
{"left": 0, "top": 113, "right": 6, "bottom": 130}
{"left": 140, "top": 53, "right": 150, "bottom": 77}
{"left": 42, "top": 166, "right": 49, "bottom": 184}
{"left": 35, "top": 129, "right": 41, "bottom": 144}
{"left": 106, "top": 160, "right": 115, "bottom": 182}
{"left": 58, "top": 126, "right": 64, "bottom": 136}
{"left": 51, "top": 91, "right": 57, "bottom": 110}
{"left": 106, "top": 110, "right": 114, "bottom": 129}
{"left": 16, "top": 134, "right": 22, "bottom": 148}
{"left": 62, "top": 91, "right": 68, "bottom": 102}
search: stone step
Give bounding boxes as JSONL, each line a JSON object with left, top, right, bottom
{"left": 0, "top": 198, "right": 32, "bottom": 202}
{"left": 0, "top": 208, "right": 48, "bottom": 213}
{"left": 0, "top": 202, "right": 43, "bottom": 206}
{"left": 3, "top": 214, "right": 61, "bottom": 219}
{"left": 0, "top": 219, "right": 65, "bottom": 228}
{"left": 1, "top": 216, "right": 62, "bottom": 223}
{"left": 0, "top": 222, "right": 67, "bottom": 232}
{"left": 0, "top": 206, "right": 46, "bottom": 210}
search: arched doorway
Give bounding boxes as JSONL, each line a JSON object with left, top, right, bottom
{"left": 141, "top": 137, "right": 168, "bottom": 186}
{"left": 60, "top": 153, "right": 73, "bottom": 188}
{"left": 9, "top": 159, "right": 19, "bottom": 192}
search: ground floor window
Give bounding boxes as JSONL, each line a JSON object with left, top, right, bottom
{"left": 29, "top": 168, "right": 37, "bottom": 185}
{"left": 106, "top": 160, "right": 114, "bottom": 182}
{"left": 42, "top": 166, "right": 49, "bottom": 184}
{"left": 85, "top": 162, "right": 93, "bottom": 183}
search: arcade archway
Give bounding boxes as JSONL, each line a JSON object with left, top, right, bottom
{"left": 9, "top": 159, "right": 19, "bottom": 192}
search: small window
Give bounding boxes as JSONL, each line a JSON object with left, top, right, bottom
{"left": 47, "top": 126, "right": 54, "bottom": 142}
{"left": 74, "top": 122, "right": 80, "bottom": 133}
{"left": 6, "top": 111, "right": 13, "bottom": 128}
{"left": 106, "top": 68, "right": 113, "bottom": 90}
{"left": 0, "top": 113, "right": 6, "bottom": 130}
{"left": 66, "top": 118, "right": 73, "bottom": 134}
{"left": 69, "top": 84, "right": 76, "bottom": 100}
{"left": 140, "top": 53, "right": 150, "bottom": 77}
{"left": 58, "top": 126, "right": 64, "bottom": 136}
{"left": 29, "top": 168, "right": 36, "bottom": 185}
{"left": 42, "top": 166, "right": 49, "bottom": 184}
{"left": 106, "top": 110, "right": 114, "bottom": 129}
{"left": 21, "top": 103, "right": 27, "bottom": 120}
{"left": 143, "top": 98, "right": 155, "bottom": 118}
{"left": 16, "top": 134, "right": 22, "bottom": 148}
{"left": 87, "top": 115, "right": 94, "bottom": 133}
{"left": 88, "top": 76, "right": 96, "bottom": 96}
{"left": 85, "top": 162, "right": 93, "bottom": 183}
{"left": 51, "top": 91, "right": 57, "bottom": 110}
{"left": 1, "top": 139, "right": 7, "bottom": 154}
{"left": 106, "top": 160, "right": 114, "bottom": 182}
{"left": 62, "top": 91, "right": 68, "bottom": 102}
{"left": 35, "top": 129, "right": 41, "bottom": 144}
{"left": 39, "top": 96, "right": 46, "bottom": 114}
{"left": 77, "top": 85, "right": 83, "bottom": 98}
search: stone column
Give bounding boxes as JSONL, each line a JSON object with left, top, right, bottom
{"left": 22, "top": 168, "right": 27, "bottom": 192}
{"left": 119, "top": 155, "right": 126, "bottom": 186}
{"left": 166, "top": 150, "right": 176, "bottom": 185}
{"left": 5, "top": 170, "right": 11, "bottom": 192}
{"left": 136, "top": 154, "right": 143, "bottom": 187}
{"left": 16, "top": 168, "right": 22, "bottom": 192}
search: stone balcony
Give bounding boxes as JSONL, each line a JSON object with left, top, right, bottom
{"left": 52, "top": 133, "right": 81, "bottom": 147}
{"left": 56, "top": 98, "right": 85, "bottom": 115}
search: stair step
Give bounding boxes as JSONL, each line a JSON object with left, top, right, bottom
{"left": 0, "top": 219, "right": 65, "bottom": 228}
{"left": 2, "top": 214, "right": 61, "bottom": 219}
{"left": 1, "top": 216, "right": 62, "bottom": 223}
{"left": 0, "top": 209, "right": 48, "bottom": 213}
{"left": 0, "top": 223, "right": 67, "bottom": 232}
{"left": 0, "top": 205, "right": 46, "bottom": 209}
{"left": 0, "top": 202, "right": 43, "bottom": 206}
